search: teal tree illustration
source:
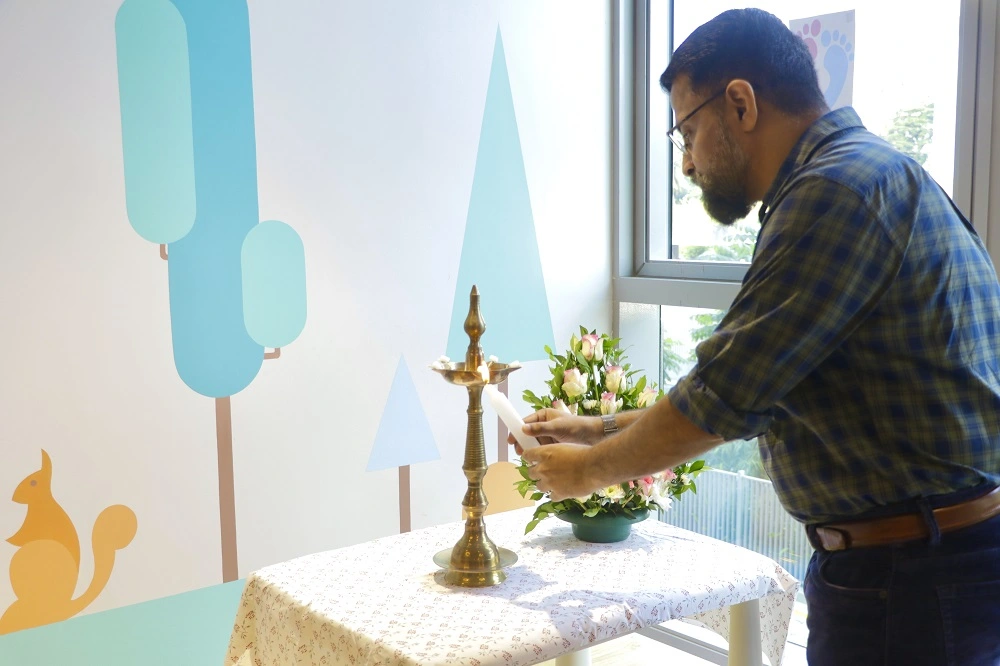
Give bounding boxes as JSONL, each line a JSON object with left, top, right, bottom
{"left": 446, "top": 28, "right": 554, "bottom": 363}
{"left": 115, "top": 0, "right": 307, "bottom": 582}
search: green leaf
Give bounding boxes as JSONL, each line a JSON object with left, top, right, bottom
{"left": 690, "top": 460, "right": 705, "bottom": 472}
{"left": 583, "top": 506, "right": 601, "bottom": 517}
{"left": 635, "top": 376, "right": 646, "bottom": 393}
{"left": 524, "top": 519, "right": 542, "bottom": 534}
{"left": 530, "top": 492, "right": 544, "bottom": 501}
{"left": 575, "top": 351, "right": 589, "bottom": 367}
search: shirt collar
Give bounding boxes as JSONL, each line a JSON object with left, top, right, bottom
{"left": 758, "top": 107, "right": 866, "bottom": 223}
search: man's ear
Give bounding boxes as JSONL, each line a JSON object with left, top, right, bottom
{"left": 725, "top": 79, "right": 758, "bottom": 132}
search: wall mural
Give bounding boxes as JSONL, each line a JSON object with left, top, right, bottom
{"left": 0, "top": 451, "right": 137, "bottom": 634}
{"left": 115, "top": 0, "right": 307, "bottom": 582}
{"left": 446, "top": 28, "right": 553, "bottom": 363}
{"left": 367, "top": 357, "right": 440, "bottom": 533}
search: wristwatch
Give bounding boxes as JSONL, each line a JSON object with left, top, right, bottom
{"left": 601, "top": 413, "right": 619, "bottom": 436}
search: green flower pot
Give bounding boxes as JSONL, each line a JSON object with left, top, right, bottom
{"left": 556, "top": 507, "right": 649, "bottom": 543}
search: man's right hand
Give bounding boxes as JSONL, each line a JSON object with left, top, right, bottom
{"left": 507, "top": 408, "right": 604, "bottom": 455}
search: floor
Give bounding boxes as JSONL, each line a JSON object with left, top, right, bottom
{"left": 0, "top": 583, "right": 808, "bottom": 666}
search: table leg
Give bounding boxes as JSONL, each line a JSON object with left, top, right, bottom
{"left": 554, "top": 647, "right": 592, "bottom": 666}
{"left": 727, "top": 599, "right": 762, "bottom": 666}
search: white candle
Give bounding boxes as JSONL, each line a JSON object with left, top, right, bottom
{"left": 483, "top": 384, "right": 539, "bottom": 450}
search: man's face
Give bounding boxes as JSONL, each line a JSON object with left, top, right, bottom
{"left": 671, "top": 79, "right": 753, "bottom": 226}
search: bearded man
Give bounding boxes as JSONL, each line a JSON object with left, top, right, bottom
{"left": 519, "top": 8, "right": 1000, "bottom": 664}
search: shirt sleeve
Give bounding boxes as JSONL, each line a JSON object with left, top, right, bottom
{"left": 668, "top": 176, "right": 904, "bottom": 441}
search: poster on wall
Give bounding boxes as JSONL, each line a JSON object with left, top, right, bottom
{"left": 789, "top": 10, "right": 855, "bottom": 110}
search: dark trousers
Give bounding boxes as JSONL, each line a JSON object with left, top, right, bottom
{"left": 804, "top": 504, "right": 1000, "bottom": 665}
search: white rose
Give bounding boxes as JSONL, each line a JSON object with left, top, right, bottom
{"left": 604, "top": 366, "right": 625, "bottom": 394}
{"left": 600, "top": 392, "right": 623, "bottom": 415}
{"left": 637, "top": 387, "right": 658, "bottom": 408}
{"left": 582, "top": 399, "right": 598, "bottom": 411}
{"left": 562, "top": 368, "right": 589, "bottom": 399}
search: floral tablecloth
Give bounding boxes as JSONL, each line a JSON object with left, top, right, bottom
{"left": 226, "top": 507, "right": 799, "bottom": 666}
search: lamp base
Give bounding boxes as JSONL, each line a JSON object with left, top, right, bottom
{"left": 433, "top": 546, "right": 518, "bottom": 587}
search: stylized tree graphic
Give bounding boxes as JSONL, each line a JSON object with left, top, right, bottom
{"left": 115, "top": 0, "right": 306, "bottom": 582}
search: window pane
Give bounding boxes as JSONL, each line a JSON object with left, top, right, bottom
{"left": 661, "top": 304, "right": 766, "bottom": 478}
{"left": 648, "top": 0, "right": 961, "bottom": 263}
{"left": 660, "top": 304, "right": 810, "bottom": 600}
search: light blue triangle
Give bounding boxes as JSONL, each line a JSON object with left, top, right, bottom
{"left": 447, "top": 28, "right": 554, "bottom": 362}
{"left": 366, "top": 357, "right": 440, "bottom": 472}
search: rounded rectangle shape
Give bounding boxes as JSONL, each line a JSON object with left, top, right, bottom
{"left": 241, "top": 221, "right": 307, "bottom": 349}
{"left": 115, "top": 0, "right": 196, "bottom": 244}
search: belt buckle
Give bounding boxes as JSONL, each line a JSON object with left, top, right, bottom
{"left": 813, "top": 526, "right": 851, "bottom": 551}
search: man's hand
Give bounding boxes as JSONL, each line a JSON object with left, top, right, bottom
{"left": 520, "top": 443, "right": 604, "bottom": 501}
{"left": 506, "top": 408, "right": 603, "bottom": 455}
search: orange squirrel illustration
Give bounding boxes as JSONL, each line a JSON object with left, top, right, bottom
{"left": 0, "top": 449, "right": 137, "bottom": 634}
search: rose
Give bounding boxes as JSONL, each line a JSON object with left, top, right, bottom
{"left": 661, "top": 468, "right": 677, "bottom": 482}
{"left": 600, "top": 392, "right": 623, "bottom": 415}
{"left": 581, "top": 334, "right": 600, "bottom": 361}
{"left": 551, "top": 399, "right": 578, "bottom": 415}
{"left": 604, "top": 365, "right": 625, "bottom": 394}
{"left": 561, "top": 368, "right": 589, "bottom": 399}
{"left": 582, "top": 399, "right": 598, "bottom": 411}
{"left": 637, "top": 386, "right": 658, "bottom": 408}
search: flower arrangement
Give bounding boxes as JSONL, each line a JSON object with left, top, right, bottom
{"left": 516, "top": 327, "right": 706, "bottom": 534}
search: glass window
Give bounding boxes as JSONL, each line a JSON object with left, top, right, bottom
{"left": 646, "top": 0, "right": 962, "bottom": 266}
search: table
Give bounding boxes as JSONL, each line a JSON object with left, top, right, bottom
{"left": 226, "top": 507, "right": 798, "bottom": 666}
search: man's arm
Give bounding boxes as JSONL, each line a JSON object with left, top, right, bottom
{"left": 521, "top": 396, "right": 723, "bottom": 500}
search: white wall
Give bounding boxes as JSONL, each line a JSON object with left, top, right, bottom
{"left": 0, "top": 0, "right": 612, "bottom": 618}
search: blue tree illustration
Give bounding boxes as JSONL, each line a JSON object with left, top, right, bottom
{"left": 115, "top": 0, "right": 307, "bottom": 582}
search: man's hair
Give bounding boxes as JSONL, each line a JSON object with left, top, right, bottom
{"left": 660, "top": 8, "right": 826, "bottom": 115}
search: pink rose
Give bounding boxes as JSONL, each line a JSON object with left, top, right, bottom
{"left": 581, "top": 334, "right": 600, "bottom": 361}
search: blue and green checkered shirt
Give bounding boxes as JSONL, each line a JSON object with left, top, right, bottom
{"left": 669, "top": 107, "right": 1000, "bottom": 524}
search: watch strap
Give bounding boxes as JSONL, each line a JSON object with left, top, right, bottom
{"left": 601, "top": 413, "right": 619, "bottom": 435}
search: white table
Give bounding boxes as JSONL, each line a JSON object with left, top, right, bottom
{"left": 226, "top": 507, "right": 798, "bottom": 666}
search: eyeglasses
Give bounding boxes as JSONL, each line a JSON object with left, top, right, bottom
{"left": 667, "top": 88, "right": 726, "bottom": 154}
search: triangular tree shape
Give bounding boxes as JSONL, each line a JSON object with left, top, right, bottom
{"left": 367, "top": 357, "right": 440, "bottom": 472}
{"left": 446, "top": 27, "right": 554, "bottom": 362}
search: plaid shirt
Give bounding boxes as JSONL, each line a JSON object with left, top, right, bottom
{"left": 669, "top": 108, "right": 1000, "bottom": 524}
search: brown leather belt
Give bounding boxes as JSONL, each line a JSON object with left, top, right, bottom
{"left": 810, "top": 486, "right": 1000, "bottom": 551}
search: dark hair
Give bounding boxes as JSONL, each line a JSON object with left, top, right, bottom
{"left": 660, "top": 8, "right": 826, "bottom": 115}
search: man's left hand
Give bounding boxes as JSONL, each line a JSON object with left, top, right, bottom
{"left": 520, "top": 443, "right": 604, "bottom": 501}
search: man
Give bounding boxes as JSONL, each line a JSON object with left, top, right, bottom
{"left": 518, "top": 8, "right": 1000, "bottom": 665}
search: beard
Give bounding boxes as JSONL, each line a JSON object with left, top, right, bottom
{"left": 693, "top": 122, "right": 752, "bottom": 226}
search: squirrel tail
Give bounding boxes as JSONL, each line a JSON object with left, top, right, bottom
{"left": 67, "top": 505, "right": 137, "bottom": 616}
